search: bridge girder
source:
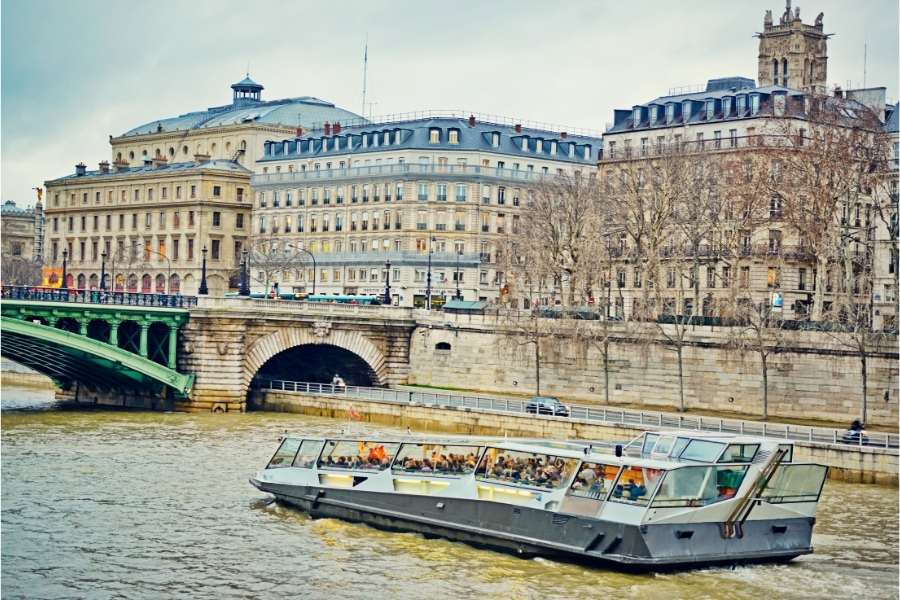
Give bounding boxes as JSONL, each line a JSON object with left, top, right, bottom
{"left": 0, "top": 316, "right": 194, "bottom": 396}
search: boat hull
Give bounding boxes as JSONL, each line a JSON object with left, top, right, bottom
{"left": 251, "top": 478, "right": 813, "bottom": 572}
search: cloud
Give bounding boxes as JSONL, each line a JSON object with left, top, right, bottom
{"left": 2, "top": 0, "right": 897, "bottom": 206}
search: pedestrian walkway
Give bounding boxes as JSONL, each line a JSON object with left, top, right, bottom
{"left": 254, "top": 379, "right": 899, "bottom": 451}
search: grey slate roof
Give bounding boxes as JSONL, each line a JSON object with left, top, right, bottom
{"left": 45, "top": 160, "right": 252, "bottom": 185}
{"left": 260, "top": 116, "right": 602, "bottom": 165}
{"left": 884, "top": 103, "right": 899, "bottom": 133}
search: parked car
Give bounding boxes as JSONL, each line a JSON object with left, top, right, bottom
{"left": 525, "top": 396, "right": 570, "bottom": 417}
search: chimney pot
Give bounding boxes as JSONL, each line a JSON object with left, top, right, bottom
{"left": 834, "top": 86, "right": 843, "bottom": 98}
{"left": 560, "top": 131, "right": 568, "bottom": 139}
{"left": 98, "top": 160, "right": 110, "bottom": 174}
{"left": 333, "top": 122, "right": 342, "bottom": 134}
{"left": 468, "top": 115, "right": 476, "bottom": 127}
{"left": 296, "top": 127, "right": 304, "bottom": 138}
{"left": 324, "top": 121, "right": 332, "bottom": 136}
{"left": 514, "top": 123, "right": 522, "bottom": 133}
{"left": 152, "top": 155, "right": 168, "bottom": 168}
{"left": 75, "top": 162, "right": 87, "bottom": 176}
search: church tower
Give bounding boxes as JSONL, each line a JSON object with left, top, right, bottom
{"left": 756, "top": 1, "right": 830, "bottom": 93}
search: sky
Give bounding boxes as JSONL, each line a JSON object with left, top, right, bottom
{"left": 2, "top": 0, "right": 898, "bottom": 207}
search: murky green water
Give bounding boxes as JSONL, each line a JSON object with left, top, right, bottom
{"left": 2, "top": 389, "right": 897, "bottom": 600}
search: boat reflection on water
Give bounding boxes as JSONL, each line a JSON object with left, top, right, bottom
{"left": 251, "top": 430, "right": 828, "bottom": 571}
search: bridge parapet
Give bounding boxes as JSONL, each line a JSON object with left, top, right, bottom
{"left": 196, "top": 296, "right": 417, "bottom": 321}
{"left": 2, "top": 285, "right": 197, "bottom": 308}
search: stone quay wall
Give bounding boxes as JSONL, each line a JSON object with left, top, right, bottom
{"left": 407, "top": 314, "right": 899, "bottom": 427}
{"left": 251, "top": 391, "right": 898, "bottom": 486}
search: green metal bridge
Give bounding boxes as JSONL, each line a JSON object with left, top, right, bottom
{"left": 1, "top": 286, "right": 194, "bottom": 397}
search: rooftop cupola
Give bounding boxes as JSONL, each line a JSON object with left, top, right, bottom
{"left": 231, "top": 73, "right": 264, "bottom": 106}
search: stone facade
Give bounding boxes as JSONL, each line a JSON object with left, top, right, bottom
{"left": 177, "top": 300, "right": 416, "bottom": 412}
{"left": 407, "top": 314, "right": 899, "bottom": 427}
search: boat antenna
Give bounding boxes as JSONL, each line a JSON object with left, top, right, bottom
{"left": 361, "top": 34, "right": 368, "bottom": 117}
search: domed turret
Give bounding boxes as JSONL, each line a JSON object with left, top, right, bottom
{"left": 231, "top": 74, "right": 263, "bottom": 105}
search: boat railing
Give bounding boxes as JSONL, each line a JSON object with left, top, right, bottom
{"left": 253, "top": 379, "right": 900, "bottom": 451}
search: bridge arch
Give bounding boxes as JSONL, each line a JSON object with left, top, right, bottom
{"left": 243, "top": 328, "right": 388, "bottom": 391}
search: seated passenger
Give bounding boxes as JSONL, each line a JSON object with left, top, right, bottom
{"left": 623, "top": 478, "right": 647, "bottom": 500}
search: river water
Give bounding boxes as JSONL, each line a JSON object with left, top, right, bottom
{"left": 2, "top": 389, "right": 897, "bottom": 600}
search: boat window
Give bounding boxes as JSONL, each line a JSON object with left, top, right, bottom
{"left": 292, "top": 440, "right": 325, "bottom": 468}
{"left": 652, "top": 436, "right": 675, "bottom": 456}
{"left": 609, "top": 466, "right": 664, "bottom": 506}
{"left": 760, "top": 464, "right": 827, "bottom": 503}
{"left": 318, "top": 440, "right": 401, "bottom": 471}
{"left": 718, "top": 444, "right": 759, "bottom": 463}
{"left": 392, "top": 443, "right": 483, "bottom": 476}
{"left": 267, "top": 438, "right": 301, "bottom": 469}
{"left": 641, "top": 433, "right": 660, "bottom": 454}
{"left": 475, "top": 447, "right": 579, "bottom": 490}
{"left": 679, "top": 439, "right": 727, "bottom": 463}
{"left": 669, "top": 437, "right": 690, "bottom": 458}
{"left": 569, "top": 462, "right": 620, "bottom": 499}
{"left": 652, "top": 466, "right": 748, "bottom": 508}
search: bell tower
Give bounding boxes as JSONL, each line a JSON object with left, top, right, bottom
{"left": 757, "top": 1, "right": 830, "bottom": 93}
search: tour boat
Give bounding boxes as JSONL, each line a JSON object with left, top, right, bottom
{"left": 250, "top": 431, "right": 828, "bottom": 571}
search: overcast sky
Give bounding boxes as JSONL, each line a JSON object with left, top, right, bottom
{"left": 2, "top": 0, "right": 897, "bottom": 206}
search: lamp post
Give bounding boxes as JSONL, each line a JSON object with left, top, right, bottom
{"left": 199, "top": 245, "right": 209, "bottom": 295}
{"left": 383, "top": 259, "right": 392, "bottom": 305}
{"left": 425, "top": 235, "right": 435, "bottom": 310}
{"left": 239, "top": 248, "right": 250, "bottom": 296}
{"left": 61, "top": 248, "right": 69, "bottom": 289}
{"left": 100, "top": 250, "right": 107, "bottom": 291}
{"left": 455, "top": 250, "right": 462, "bottom": 300}
{"left": 284, "top": 243, "right": 317, "bottom": 295}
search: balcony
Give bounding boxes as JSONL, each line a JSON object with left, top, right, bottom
{"left": 252, "top": 163, "right": 553, "bottom": 188}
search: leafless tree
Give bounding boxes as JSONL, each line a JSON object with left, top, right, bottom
{"left": 248, "top": 234, "right": 313, "bottom": 294}
{"left": 1, "top": 256, "right": 41, "bottom": 286}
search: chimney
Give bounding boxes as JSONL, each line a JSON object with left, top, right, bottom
{"left": 834, "top": 86, "right": 843, "bottom": 99}
{"left": 324, "top": 121, "right": 332, "bottom": 136}
{"left": 75, "top": 162, "right": 87, "bottom": 176}
{"left": 112, "top": 158, "right": 129, "bottom": 172}
{"left": 296, "top": 126, "right": 304, "bottom": 138}
{"left": 560, "top": 131, "right": 568, "bottom": 139}
{"left": 98, "top": 161, "right": 110, "bottom": 174}
{"left": 193, "top": 152, "right": 211, "bottom": 163}
{"left": 152, "top": 155, "right": 168, "bottom": 168}
{"left": 468, "top": 115, "right": 476, "bottom": 127}
{"left": 514, "top": 123, "right": 522, "bottom": 133}
{"left": 333, "top": 122, "right": 342, "bottom": 134}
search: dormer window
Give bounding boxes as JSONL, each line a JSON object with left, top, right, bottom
{"left": 429, "top": 128, "right": 440, "bottom": 144}
{"left": 335, "top": 137, "right": 341, "bottom": 151}
{"left": 550, "top": 141, "right": 557, "bottom": 155}
{"left": 736, "top": 95, "right": 746, "bottom": 115}
{"left": 633, "top": 108, "right": 641, "bottom": 127}
{"left": 362, "top": 134, "right": 368, "bottom": 148}
{"left": 583, "top": 145, "right": 591, "bottom": 161}
{"left": 682, "top": 101, "right": 692, "bottom": 121}
{"left": 323, "top": 138, "right": 329, "bottom": 152}
{"left": 395, "top": 129, "right": 402, "bottom": 145}
{"left": 750, "top": 95, "right": 760, "bottom": 115}
{"left": 535, "top": 139, "right": 543, "bottom": 153}
{"left": 448, "top": 129, "right": 459, "bottom": 144}
{"left": 491, "top": 132, "right": 500, "bottom": 147}
{"left": 666, "top": 104, "right": 675, "bottom": 123}
{"left": 723, "top": 97, "right": 732, "bottom": 116}
{"left": 372, "top": 133, "right": 379, "bottom": 147}
{"left": 568, "top": 143, "right": 575, "bottom": 158}
{"left": 706, "top": 100, "right": 715, "bottom": 119}
{"left": 649, "top": 106, "right": 657, "bottom": 125}
{"left": 520, "top": 137, "right": 528, "bottom": 151}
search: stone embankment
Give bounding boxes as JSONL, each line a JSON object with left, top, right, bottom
{"left": 250, "top": 390, "right": 898, "bottom": 486}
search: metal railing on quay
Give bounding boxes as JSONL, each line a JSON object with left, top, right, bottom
{"left": 255, "top": 378, "right": 900, "bottom": 451}
{"left": 1, "top": 285, "right": 197, "bottom": 308}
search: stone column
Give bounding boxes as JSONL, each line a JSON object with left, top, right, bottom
{"left": 167, "top": 324, "right": 178, "bottom": 369}
{"left": 139, "top": 321, "right": 150, "bottom": 357}
{"left": 79, "top": 319, "right": 88, "bottom": 336}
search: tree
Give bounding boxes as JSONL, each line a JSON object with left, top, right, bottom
{"left": 247, "top": 234, "right": 313, "bottom": 294}
{"left": 0, "top": 255, "right": 41, "bottom": 286}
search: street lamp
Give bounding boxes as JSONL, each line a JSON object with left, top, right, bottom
{"left": 61, "top": 248, "right": 69, "bottom": 289}
{"left": 199, "top": 245, "right": 209, "bottom": 295}
{"left": 425, "top": 235, "right": 436, "bottom": 310}
{"left": 239, "top": 248, "right": 250, "bottom": 296}
{"left": 383, "top": 259, "right": 392, "bottom": 305}
{"left": 100, "top": 250, "right": 107, "bottom": 291}
{"left": 285, "top": 244, "right": 319, "bottom": 296}
{"left": 455, "top": 249, "right": 462, "bottom": 300}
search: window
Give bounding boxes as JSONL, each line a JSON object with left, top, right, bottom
{"left": 395, "top": 183, "right": 404, "bottom": 201}
{"left": 190, "top": 185, "right": 197, "bottom": 198}
{"left": 481, "top": 185, "right": 491, "bottom": 204}
{"left": 437, "top": 183, "right": 447, "bottom": 202}
{"left": 769, "top": 196, "right": 783, "bottom": 218}
{"left": 729, "top": 129, "right": 737, "bottom": 147}
{"left": 212, "top": 212, "right": 221, "bottom": 227}
{"left": 570, "top": 462, "right": 621, "bottom": 499}
{"left": 652, "top": 466, "right": 748, "bottom": 508}
{"left": 607, "top": 466, "right": 664, "bottom": 506}
{"left": 497, "top": 187, "right": 506, "bottom": 205}
{"left": 448, "top": 129, "right": 459, "bottom": 144}
{"left": 767, "top": 266, "right": 781, "bottom": 289}
{"left": 418, "top": 183, "right": 429, "bottom": 202}
{"left": 739, "top": 266, "right": 750, "bottom": 288}
{"left": 475, "top": 447, "right": 578, "bottom": 490}
{"left": 188, "top": 211, "right": 195, "bottom": 227}
{"left": 211, "top": 239, "right": 220, "bottom": 260}
{"left": 429, "top": 128, "right": 440, "bottom": 144}
{"left": 236, "top": 213, "right": 244, "bottom": 229}
{"left": 237, "top": 187, "right": 244, "bottom": 202}
{"left": 491, "top": 132, "right": 500, "bottom": 147}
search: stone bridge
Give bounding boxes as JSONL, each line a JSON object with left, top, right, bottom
{"left": 181, "top": 297, "right": 417, "bottom": 412}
